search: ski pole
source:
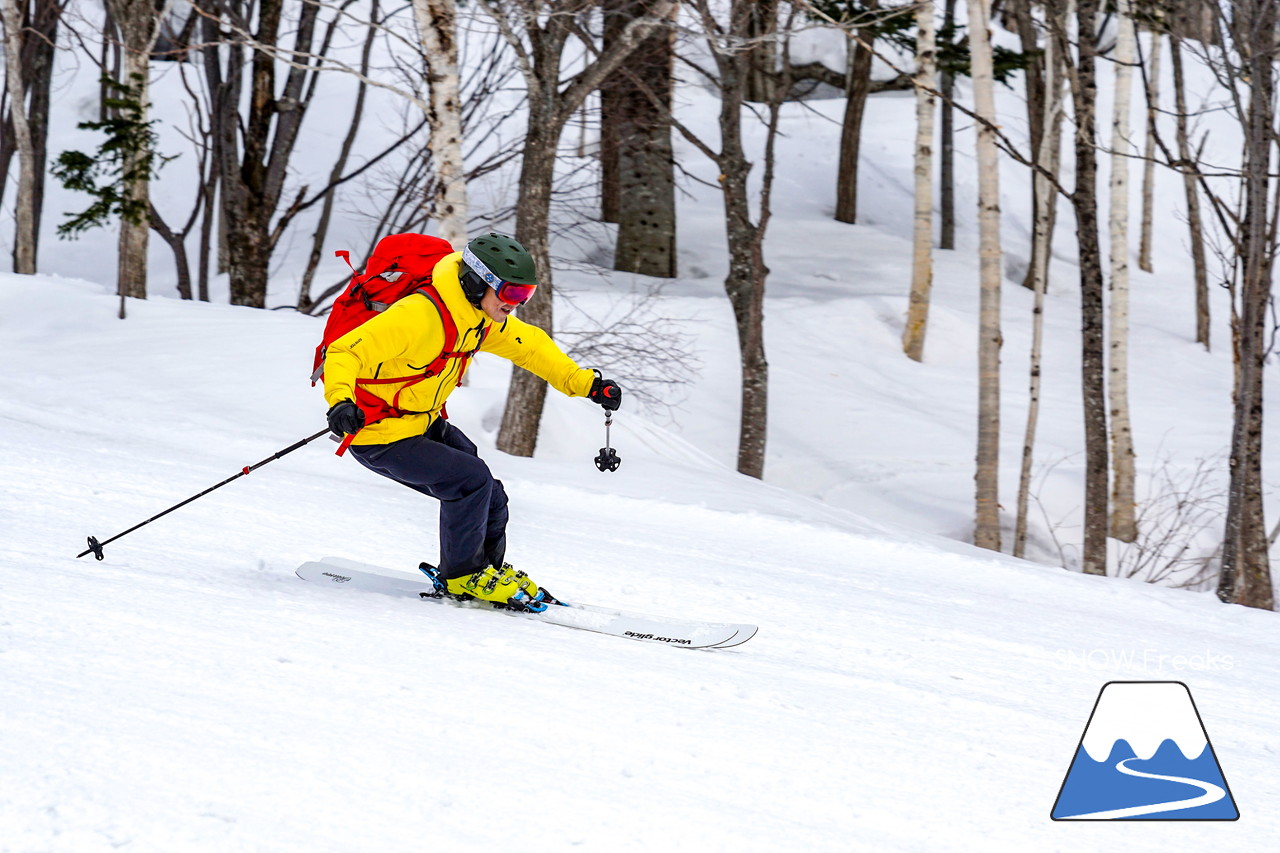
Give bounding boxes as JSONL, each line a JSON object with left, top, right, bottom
{"left": 78, "top": 427, "right": 332, "bottom": 560}
{"left": 594, "top": 409, "right": 621, "bottom": 472}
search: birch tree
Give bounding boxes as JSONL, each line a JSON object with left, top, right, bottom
{"left": 1014, "top": 0, "right": 1067, "bottom": 558}
{"left": 411, "top": 0, "right": 467, "bottom": 247}
{"left": 1, "top": 0, "right": 38, "bottom": 273}
{"left": 1137, "top": 31, "right": 1159, "bottom": 273}
{"left": 1108, "top": 0, "right": 1137, "bottom": 543}
{"left": 901, "top": 0, "right": 935, "bottom": 362}
{"left": 969, "top": 0, "right": 1002, "bottom": 552}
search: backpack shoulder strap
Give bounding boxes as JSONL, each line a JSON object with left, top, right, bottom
{"left": 413, "top": 284, "right": 488, "bottom": 382}
{"left": 341, "top": 286, "right": 488, "bottom": 449}
{"left": 415, "top": 284, "right": 459, "bottom": 352}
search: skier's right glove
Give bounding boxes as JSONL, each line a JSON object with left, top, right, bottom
{"left": 327, "top": 399, "right": 365, "bottom": 437}
{"left": 588, "top": 374, "right": 622, "bottom": 411}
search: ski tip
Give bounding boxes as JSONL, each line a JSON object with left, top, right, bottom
{"left": 710, "top": 625, "right": 758, "bottom": 649}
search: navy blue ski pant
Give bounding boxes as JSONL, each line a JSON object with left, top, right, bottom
{"left": 349, "top": 420, "right": 508, "bottom": 579}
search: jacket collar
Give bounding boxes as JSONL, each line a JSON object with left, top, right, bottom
{"left": 433, "top": 252, "right": 492, "bottom": 329}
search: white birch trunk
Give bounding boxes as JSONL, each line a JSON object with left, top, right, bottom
{"left": 902, "top": 0, "right": 937, "bottom": 362}
{"left": 1108, "top": 0, "right": 1138, "bottom": 542}
{"left": 1, "top": 0, "right": 37, "bottom": 273}
{"left": 1137, "top": 32, "right": 1160, "bottom": 273}
{"left": 117, "top": 43, "right": 152, "bottom": 303}
{"left": 413, "top": 0, "right": 468, "bottom": 248}
{"left": 969, "top": 0, "right": 1002, "bottom": 551}
{"left": 1015, "top": 2, "right": 1068, "bottom": 558}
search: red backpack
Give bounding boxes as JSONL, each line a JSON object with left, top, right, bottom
{"left": 312, "top": 233, "right": 487, "bottom": 454}
{"left": 311, "top": 233, "right": 455, "bottom": 383}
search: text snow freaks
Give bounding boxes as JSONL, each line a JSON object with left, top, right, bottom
{"left": 1054, "top": 648, "right": 1235, "bottom": 674}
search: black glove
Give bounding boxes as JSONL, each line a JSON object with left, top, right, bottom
{"left": 327, "top": 399, "right": 365, "bottom": 437}
{"left": 588, "top": 374, "right": 622, "bottom": 411}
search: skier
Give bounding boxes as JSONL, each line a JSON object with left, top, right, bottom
{"left": 322, "top": 232, "right": 622, "bottom": 612}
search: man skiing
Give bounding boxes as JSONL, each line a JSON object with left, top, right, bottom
{"left": 322, "top": 232, "right": 622, "bottom": 612}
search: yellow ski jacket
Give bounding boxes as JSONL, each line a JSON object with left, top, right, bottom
{"left": 322, "top": 252, "right": 596, "bottom": 446}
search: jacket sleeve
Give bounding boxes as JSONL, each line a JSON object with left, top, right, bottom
{"left": 322, "top": 297, "right": 443, "bottom": 407}
{"left": 481, "top": 315, "right": 596, "bottom": 397}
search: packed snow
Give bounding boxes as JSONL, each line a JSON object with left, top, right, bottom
{"left": 3, "top": 12, "right": 1279, "bottom": 853}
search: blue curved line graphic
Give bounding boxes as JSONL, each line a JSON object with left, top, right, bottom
{"left": 1058, "top": 757, "right": 1226, "bottom": 820}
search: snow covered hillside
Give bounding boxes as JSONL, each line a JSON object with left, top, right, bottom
{"left": 11, "top": 16, "right": 1263, "bottom": 572}
{"left": 5, "top": 15, "right": 1280, "bottom": 852}
{"left": 4, "top": 271, "right": 1280, "bottom": 850}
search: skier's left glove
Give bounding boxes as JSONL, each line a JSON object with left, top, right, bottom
{"left": 588, "top": 374, "right": 622, "bottom": 411}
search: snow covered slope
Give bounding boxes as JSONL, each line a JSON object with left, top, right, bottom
{"left": 5, "top": 16, "right": 1279, "bottom": 850}
{"left": 4, "top": 273, "right": 1279, "bottom": 851}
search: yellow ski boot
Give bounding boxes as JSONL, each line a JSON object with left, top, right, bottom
{"left": 445, "top": 564, "right": 548, "bottom": 612}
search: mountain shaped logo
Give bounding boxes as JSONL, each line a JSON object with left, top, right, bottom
{"left": 1051, "top": 681, "right": 1239, "bottom": 821}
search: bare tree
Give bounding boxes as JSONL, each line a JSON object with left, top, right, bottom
{"left": 197, "top": 0, "right": 527, "bottom": 309}
{"left": 0, "top": 0, "right": 38, "bottom": 272}
{"left": 296, "top": 0, "right": 382, "bottom": 311}
{"left": 477, "top": 0, "right": 676, "bottom": 458}
{"left": 938, "top": 0, "right": 956, "bottom": 249}
{"left": 1168, "top": 30, "right": 1210, "bottom": 349}
{"left": 834, "top": 0, "right": 877, "bottom": 224}
{"left": 149, "top": 42, "right": 218, "bottom": 301}
{"left": 1051, "top": 0, "right": 1109, "bottom": 575}
{"left": 557, "top": 280, "right": 698, "bottom": 414}
{"left": 1116, "top": 457, "right": 1224, "bottom": 589}
{"left": 901, "top": 0, "right": 936, "bottom": 363}
{"left": 743, "top": 0, "right": 778, "bottom": 102}
{"left": 299, "top": 22, "right": 525, "bottom": 315}
{"left": 1007, "top": 0, "right": 1052, "bottom": 291}
{"left": 0, "top": 0, "right": 63, "bottom": 272}
{"left": 1216, "top": 0, "right": 1277, "bottom": 610}
{"left": 102, "top": 0, "right": 166, "bottom": 301}
{"left": 198, "top": 0, "right": 326, "bottom": 307}
{"left": 662, "top": 0, "right": 793, "bottom": 477}
{"left": 599, "top": 0, "right": 676, "bottom": 278}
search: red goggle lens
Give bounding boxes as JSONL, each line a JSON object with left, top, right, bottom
{"left": 496, "top": 281, "right": 537, "bottom": 305}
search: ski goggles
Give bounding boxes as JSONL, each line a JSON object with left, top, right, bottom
{"left": 462, "top": 246, "right": 538, "bottom": 305}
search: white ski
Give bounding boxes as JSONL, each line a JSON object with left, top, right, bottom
{"left": 296, "top": 558, "right": 758, "bottom": 650}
